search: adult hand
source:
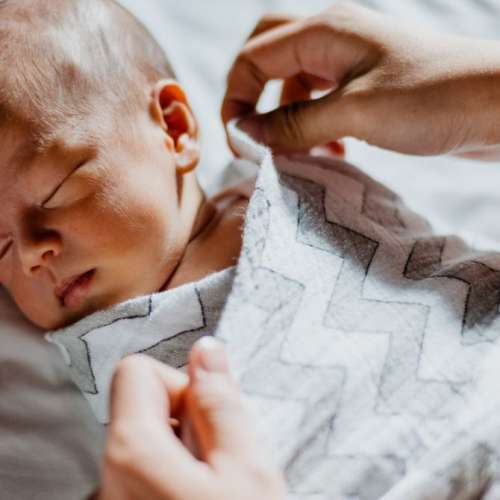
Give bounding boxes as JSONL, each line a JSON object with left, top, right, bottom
{"left": 96, "top": 338, "right": 286, "bottom": 500}
{"left": 222, "top": 2, "right": 500, "bottom": 157}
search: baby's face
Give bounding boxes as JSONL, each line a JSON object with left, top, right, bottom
{"left": 0, "top": 107, "right": 195, "bottom": 330}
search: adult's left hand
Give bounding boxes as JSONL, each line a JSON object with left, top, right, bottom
{"left": 222, "top": 3, "right": 500, "bottom": 158}
{"left": 95, "top": 338, "right": 286, "bottom": 500}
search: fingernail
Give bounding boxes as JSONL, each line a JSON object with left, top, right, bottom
{"left": 326, "top": 140, "right": 345, "bottom": 156}
{"left": 196, "top": 337, "right": 228, "bottom": 373}
{"left": 237, "top": 116, "right": 265, "bottom": 143}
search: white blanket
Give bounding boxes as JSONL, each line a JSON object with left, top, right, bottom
{"left": 47, "top": 268, "right": 235, "bottom": 423}
{"left": 48, "top": 124, "right": 500, "bottom": 499}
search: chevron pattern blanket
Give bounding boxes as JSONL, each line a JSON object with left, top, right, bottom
{"left": 47, "top": 127, "right": 500, "bottom": 499}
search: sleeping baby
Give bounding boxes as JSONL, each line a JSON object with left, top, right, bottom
{"left": 0, "top": 0, "right": 260, "bottom": 331}
{"left": 0, "top": 0, "right": 349, "bottom": 335}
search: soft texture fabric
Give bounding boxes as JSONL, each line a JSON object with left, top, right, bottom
{"left": 48, "top": 123, "right": 500, "bottom": 499}
{"left": 219, "top": 126, "right": 500, "bottom": 500}
{"left": 47, "top": 268, "right": 235, "bottom": 423}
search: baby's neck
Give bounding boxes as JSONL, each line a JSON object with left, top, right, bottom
{"left": 164, "top": 184, "right": 249, "bottom": 290}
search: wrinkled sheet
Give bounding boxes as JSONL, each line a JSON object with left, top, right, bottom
{"left": 3, "top": 1, "right": 500, "bottom": 499}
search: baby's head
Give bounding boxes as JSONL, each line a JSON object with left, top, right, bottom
{"left": 0, "top": 0, "right": 203, "bottom": 329}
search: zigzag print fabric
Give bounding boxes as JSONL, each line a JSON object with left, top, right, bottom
{"left": 216, "top": 152, "right": 500, "bottom": 500}
{"left": 47, "top": 127, "right": 500, "bottom": 498}
{"left": 47, "top": 268, "right": 236, "bottom": 422}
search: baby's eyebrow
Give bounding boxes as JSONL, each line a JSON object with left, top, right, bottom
{"left": 6, "top": 141, "right": 38, "bottom": 176}
{"left": 7, "top": 139, "right": 36, "bottom": 165}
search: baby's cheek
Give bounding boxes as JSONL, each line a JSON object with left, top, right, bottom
{"left": 80, "top": 188, "right": 176, "bottom": 258}
{"left": 8, "top": 274, "right": 60, "bottom": 330}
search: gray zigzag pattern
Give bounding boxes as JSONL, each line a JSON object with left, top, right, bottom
{"left": 53, "top": 297, "right": 153, "bottom": 394}
{"left": 239, "top": 177, "right": 409, "bottom": 498}
{"left": 139, "top": 289, "right": 207, "bottom": 369}
{"left": 236, "top": 166, "right": 500, "bottom": 498}
{"left": 289, "top": 177, "right": 463, "bottom": 417}
{"left": 287, "top": 154, "right": 411, "bottom": 233}
{"left": 140, "top": 274, "right": 235, "bottom": 367}
{"left": 52, "top": 272, "right": 233, "bottom": 394}
{"left": 404, "top": 237, "right": 500, "bottom": 344}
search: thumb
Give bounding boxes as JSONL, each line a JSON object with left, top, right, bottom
{"left": 186, "top": 337, "right": 260, "bottom": 463}
{"left": 238, "top": 89, "right": 356, "bottom": 153}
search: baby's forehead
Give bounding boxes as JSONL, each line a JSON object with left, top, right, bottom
{"left": 0, "top": 118, "right": 97, "bottom": 184}
{"left": 0, "top": 0, "right": 138, "bottom": 125}
{"left": 0, "top": 0, "right": 174, "bottom": 156}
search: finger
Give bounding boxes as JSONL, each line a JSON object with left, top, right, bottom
{"left": 311, "top": 140, "right": 346, "bottom": 158}
{"left": 246, "top": 13, "right": 297, "bottom": 41}
{"left": 222, "top": 18, "right": 319, "bottom": 125}
{"left": 225, "top": 14, "right": 299, "bottom": 157}
{"left": 107, "top": 355, "right": 214, "bottom": 499}
{"left": 109, "top": 354, "right": 188, "bottom": 422}
{"left": 222, "top": 8, "right": 375, "bottom": 126}
{"left": 280, "top": 73, "right": 333, "bottom": 106}
{"left": 238, "top": 89, "right": 356, "bottom": 153}
{"left": 281, "top": 75, "right": 311, "bottom": 107}
{"left": 104, "top": 425, "right": 213, "bottom": 500}
{"left": 454, "top": 146, "right": 500, "bottom": 161}
{"left": 186, "top": 337, "right": 261, "bottom": 464}
{"left": 325, "top": 139, "right": 346, "bottom": 157}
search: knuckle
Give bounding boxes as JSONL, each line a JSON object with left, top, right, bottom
{"left": 113, "top": 354, "right": 147, "bottom": 379}
{"left": 249, "top": 14, "right": 276, "bottom": 41}
{"left": 105, "top": 422, "right": 138, "bottom": 473}
{"left": 195, "top": 378, "right": 242, "bottom": 417}
{"left": 249, "top": 462, "right": 274, "bottom": 484}
{"left": 279, "top": 102, "right": 306, "bottom": 144}
{"left": 110, "top": 355, "right": 146, "bottom": 395}
{"left": 105, "top": 419, "right": 157, "bottom": 478}
{"left": 246, "top": 462, "right": 286, "bottom": 495}
{"left": 317, "top": 1, "right": 363, "bottom": 33}
{"left": 236, "top": 48, "right": 253, "bottom": 67}
{"left": 254, "top": 13, "right": 270, "bottom": 28}
{"left": 301, "top": 14, "right": 327, "bottom": 35}
{"left": 339, "top": 86, "right": 372, "bottom": 136}
{"left": 256, "top": 12, "right": 277, "bottom": 27}
{"left": 254, "top": 12, "right": 294, "bottom": 33}
{"left": 229, "top": 50, "right": 265, "bottom": 89}
{"left": 327, "top": 0, "right": 357, "bottom": 19}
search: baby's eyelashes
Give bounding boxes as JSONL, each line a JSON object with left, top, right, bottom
{"left": 0, "top": 240, "right": 13, "bottom": 260}
{"left": 41, "top": 160, "right": 89, "bottom": 209}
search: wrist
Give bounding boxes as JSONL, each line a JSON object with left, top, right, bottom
{"left": 446, "top": 38, "right": 500, "bottom": 152}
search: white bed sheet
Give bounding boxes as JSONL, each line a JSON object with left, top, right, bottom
{"left": 2, "top": 1, "right": 500, "bottom": 498}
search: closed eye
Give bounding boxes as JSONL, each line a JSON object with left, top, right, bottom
{"left": 42, "top": 161, "right": 87, "bottom": 208}
{"left": 0, "top": 240, "right": 12, "bottom": 260}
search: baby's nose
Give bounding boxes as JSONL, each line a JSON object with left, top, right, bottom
{"left": 18, "top": 231, "right": 62, "bottom": 277}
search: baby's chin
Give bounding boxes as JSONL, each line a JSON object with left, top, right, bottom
{"left": 45, "top": 280, "right": 166, "bottom": 331}
{"left": 18, "top": 260, "right": 177, "bottom": 331}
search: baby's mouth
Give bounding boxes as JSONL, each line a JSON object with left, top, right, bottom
{"left": 55, "top": 269, "right": 96, "bottom": 309}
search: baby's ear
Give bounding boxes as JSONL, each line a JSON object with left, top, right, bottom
{"left": 151, "top": 79, "right": 200, "bottom": 174}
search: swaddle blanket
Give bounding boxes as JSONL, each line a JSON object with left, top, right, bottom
{"left": 47, "top": 125, "right": 500, "bottom": 500}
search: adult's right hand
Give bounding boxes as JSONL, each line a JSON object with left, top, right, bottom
{"left": 96, "top": 338, "right": 286, "bottom": 500}
{"left": 222, "top": 2, "right": 500, "bottom": 157}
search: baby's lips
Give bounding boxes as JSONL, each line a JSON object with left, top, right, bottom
{"left": 325, "top": 140, "right": 345, "bottom": 157}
